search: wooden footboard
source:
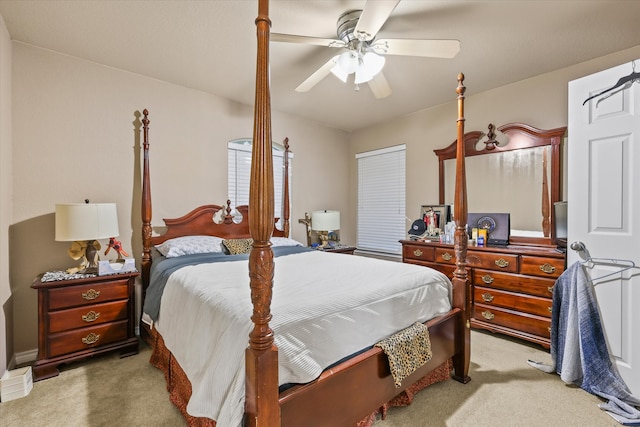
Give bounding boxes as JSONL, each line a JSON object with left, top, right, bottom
{"left": 279, "top": 310, "right": 460, "bottom": 426}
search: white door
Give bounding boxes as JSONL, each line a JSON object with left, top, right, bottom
{"left": 568, "top": 60, "right": 640, "bottom": 395}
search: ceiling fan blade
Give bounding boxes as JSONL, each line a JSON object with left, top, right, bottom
{"left": 295, "top": 56, "right": 339, "bottom": 93}
{"left": 367, "top": 72, "right": 392, "bottom": 99}
{"left": 271, "top": 33, "right": 346, "bottom": 48}
{"left": 371, "top": 38, "right": 460, "bottom": 58}
{"left": 354, "top": 0, "right": 401, "bottom": 41}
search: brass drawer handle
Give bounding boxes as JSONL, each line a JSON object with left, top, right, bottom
{"left": 82, "top": 289, "right": 100, "bottom": 300}
{"left": 413, "top": 249, "right": 423, "bottom": 257}
{"left": 481, "top": 310, "right": 495, "bottom": 320}
{"left": 481, "top": 292, "right": 494, "bottom": 302}
{"left": 81, "top": 332, "right": 100, "bottom": 345}
{"left": 539, "top": 263, "right": 556, "bottom": 274}
{"left": 548, "top": 327, "right": 552, "bottom": 333}
{"left": 548, "top": 306, "right": 552, "bottom": 312}
{"left": 481, "top": 274, "right": 494, "bottom": 284}
{"left": 495, "top": 258, "right": 509, "bottom": 268}
{"left": 82, "top": 311, "right": 100, "bottom": 323}
{"left": 548, "top": 286, "right": 554, "bottom": 294}
{"left": 442, "top": 252, "right": 453, "bottom": 261}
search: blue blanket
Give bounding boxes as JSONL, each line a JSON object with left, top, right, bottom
{"left": 528, "top": 261, "right": 640, "bottom": 423}
{"left": 143, "top": 245, "right": 313, "bottom": 322}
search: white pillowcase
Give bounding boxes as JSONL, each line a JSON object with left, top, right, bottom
{"left": 155, "top": 235, "right": 224, "bottom": 258}
{"left": 270, "top": 237, "right": 304, "bottom": 247}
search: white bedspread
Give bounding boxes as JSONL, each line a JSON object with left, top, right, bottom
{"left": 154, "top": 250, "right": 452, "bottom": 426}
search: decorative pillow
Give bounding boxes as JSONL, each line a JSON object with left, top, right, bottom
{"left": 155, "top": 235, "right": 224, "bottom": 258}
{"left": 222, "top": 238, "right": 254, "bottom": 255}
{"left": 271, "top": 237, "right": 304, "bottom": 247}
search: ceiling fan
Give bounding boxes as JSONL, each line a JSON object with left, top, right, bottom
{"left": 271, "top": 0, "right": 460, "bottom": 99}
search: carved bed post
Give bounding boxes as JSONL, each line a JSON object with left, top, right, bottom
{"left": 245, "top": 0, "right": 280, "bottom": 426}
{"left": 282, "top": 137, "right": 290, "bottom": 238}
{"left": 141, "top": 109, "right": 152, "bottom": 300}
{"left": 451, "top": 73, "right": 471, "bottom": 384}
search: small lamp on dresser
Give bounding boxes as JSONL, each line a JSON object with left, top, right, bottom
{"left": 311, "top": 210, "right": 340, "bottom": 248}
{"left": 55, "top": 201, "right": 120, "bottom": 274}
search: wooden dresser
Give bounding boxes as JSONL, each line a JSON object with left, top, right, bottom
{"left": 401, "top": 240, "right": 565, "bottom": 347}
{"left": 31, "top": 272, "right": 139, "bottom": 381}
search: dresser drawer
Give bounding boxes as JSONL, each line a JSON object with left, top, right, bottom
{"left": 474, "top": 286, "right": 552, "bottom": 318}
{"left": 48, "top": 279, "right": 130, "bottom": 310}
{"left": 520, "top": 255, "right": 565, "bottom": 278}
{"left": 48, "top": 300, "right": 129, "bottom": 333}
{"left": 473, "top": 269, "right": 555, "bottom": 298}
{"left": 49, "top": 320, "right": 129, "bottom": 358}
{"left": 473, "top": 303, "right": 551, "bottom": 338}
{"left": 402, "top": 243, "right": 435, "bottom": 262}
{"left": 466, "top": 251, "right": 518, "bottom": 273}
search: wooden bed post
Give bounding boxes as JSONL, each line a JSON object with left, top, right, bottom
{"left": 141, "top": 109, "right": 152, "bottom": 302}
{"left": 451, "top": 73, "right": 471, "bottom": 384}
{"left": 282, "top": 137, "right": 290, "bottom": 238}
{"left": 245, "top": 0, "right": 280, "bottom": 426}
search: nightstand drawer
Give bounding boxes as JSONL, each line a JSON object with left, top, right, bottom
{"left": 474, "top": 286, "right": 552, "bottom": 317}
{"left": 49, "top": 279, "right": 130, "bottom": 310}
{"left": 48, "top": 300, "right": 129, "bottom": 333}
{"left": 473, "top": 269, "right": 556, "bottom": 298}
{"left": 49, "top": 320, "right": 129, "bottom": 358}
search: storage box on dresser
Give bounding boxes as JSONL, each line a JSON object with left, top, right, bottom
{"left": 401, "top": 240, "right": 565, "bottom": 348}
{"left": 31, "top": 271, "right": 139, "bottom": 381}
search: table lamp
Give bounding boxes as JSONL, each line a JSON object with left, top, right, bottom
{"left": 311, "top": 210, "right": 340, "bottom": 248}
{"left": 55, "top": 202, "right": 120, "bottom": 274}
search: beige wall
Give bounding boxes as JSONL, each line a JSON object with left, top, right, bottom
{"left": 0, "top": 13, "right": 12, "bottom": 376}
{"left": 347, "top": 45, "right": 640, "bottom": 243}
{"left": 9, "top": 42, "right": 349, "bottom": 356}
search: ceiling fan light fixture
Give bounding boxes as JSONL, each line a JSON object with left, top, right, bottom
{"left": 330, "top": 62, "right": 349, "bottom": 82}
{"left": 354, "top": 52, "right": 386, "bottom": 84}
{"left": 337, "top": 50, "right": 359, "bottom": 74}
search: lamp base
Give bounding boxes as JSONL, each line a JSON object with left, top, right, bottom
{"left": 66, "top": 240, "right": 101, "bottom": 275}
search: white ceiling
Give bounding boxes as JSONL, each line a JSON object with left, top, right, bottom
{"left": 2, "top": 0, "right": 640, "bottom": 132}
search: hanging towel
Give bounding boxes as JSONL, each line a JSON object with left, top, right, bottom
{"left": 375, "top": 322, "right": 432, "bottom": 388}
{"left": 528, "top": 261, "right": 640, "bottom": 424}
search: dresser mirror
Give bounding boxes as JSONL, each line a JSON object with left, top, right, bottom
{"left": 434, "top": 123, "right": 567, "bottom": 245}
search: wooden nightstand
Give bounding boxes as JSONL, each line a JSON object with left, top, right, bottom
{"left": 320, "top": 245, "right": 357, "bottom": 255}
{"left": 31, "top": 271, "right": 139, "bottom": 381}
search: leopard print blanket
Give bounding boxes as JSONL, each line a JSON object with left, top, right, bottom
{"left": 374, "top": 322, "right": 433, "bottom": 387}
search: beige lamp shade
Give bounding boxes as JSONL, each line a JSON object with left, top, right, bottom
{"left": 55, "top": 203, "right": 120, "bottom": 241}
{"left": 311, "top": 210, "right": 340, "bottom": 231}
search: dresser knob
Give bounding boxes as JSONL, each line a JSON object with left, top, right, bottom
{"left": 548, "top": 286, "right": 554, "bottom": 294}
{"left": 81, "top": 333, "right": 100, "bottom": 345}
{"left": 413, "top": 249, "right": 423, "bottom": 257}
{"left": 481, "top": 292, "right": 494, "bottom": 302}
{"left": 495, "top": 258, "right": 509, "bottom": 268}
{"left": 82, "top": 289, "right": 100, "bottom": 300}
{"left": 481, "top": 274, "right": 494, "bottom": 284}
{"left": 539, "top": 263, "right": 556, "bottom": 274}
{"left": 442, "top": 252, "right": 453, "bottom": 261}
{"left": 82, "top": 311, "right": 100, "bottom": 323}
{"left": 481, "top": 310, "right": 495, "bottom": 320}
{"left": 548, "top": 306, "right": 552, "bottom": 313}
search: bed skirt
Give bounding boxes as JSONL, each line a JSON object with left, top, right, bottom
{"left": 147, "top": 327, "right": 451, "bottom": 426}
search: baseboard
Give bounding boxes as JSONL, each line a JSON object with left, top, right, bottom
{"left": 12, "top": 348, "right": 37, "bottom": 368}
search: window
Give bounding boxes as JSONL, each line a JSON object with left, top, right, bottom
{"left": 227, "top": 139, "right": 292, "bottom": 225}
{"left": 356, "top": 145, "right": 406, "bottom": 255}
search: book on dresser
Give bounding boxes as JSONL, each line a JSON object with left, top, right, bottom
{"left": 400, "top": 239, "right": 566, "bottom": 348}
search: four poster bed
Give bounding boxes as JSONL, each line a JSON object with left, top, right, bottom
{"left": 139, "top": 1, "right": 470, "bottom": 426}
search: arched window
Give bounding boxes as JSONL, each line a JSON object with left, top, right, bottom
{"left": 227, "top": 139, "right": 293, "bottom": 226}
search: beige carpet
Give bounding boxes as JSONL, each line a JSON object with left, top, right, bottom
{"left": 0, "top": 330, "right": 618, "bottom": 426}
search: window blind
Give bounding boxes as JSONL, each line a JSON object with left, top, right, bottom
{"left": 356, "top": 145, "right": 406, "bottom": 255}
